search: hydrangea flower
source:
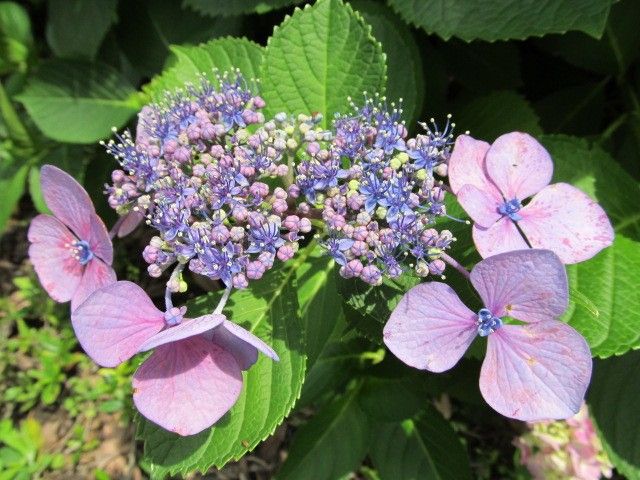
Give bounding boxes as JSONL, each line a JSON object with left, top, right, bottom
{"left": 514, "top": 403, "right": 613, "bottom": 480}
{"left": 71, "top": 281, "right": 278, "bottom": 436}
{"left": 448, "top": 133, "right": 614, "bottom": 263}
{"left": 28, "top": 165, "right": 116, "bottom": 310}
{"left": 294, "top": 98, "right": 458, "bottom": 284}
{"left": 383, "top": 249, "right": 592, "bottom": 421}
{"left": 103, "top": 72, "right": 317, "bottom": 288}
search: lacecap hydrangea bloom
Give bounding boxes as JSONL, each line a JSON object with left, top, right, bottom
{"left": 514, "top": 403, "right": 613, "bottom": 480}
{"left": 294, "top": 96, "right": 461, "bottom": 285}
{"left": 103, "top": 72, "right": 320, "bottom": 291}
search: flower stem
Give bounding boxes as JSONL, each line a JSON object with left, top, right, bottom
{"left": 441, "top": 252, "right": 470, "bottom": 280}
{"left": 164, "top": 263, "right": 185, "bottom": 311}
{"left": 214, "top": 286, "right": 232, "bottom": 315}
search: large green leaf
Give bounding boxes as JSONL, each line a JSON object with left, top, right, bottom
{"left": 137, "top": 267, "right": 305, "bottom": 478}
{"left": 0, "top": 1, "right": 33, "bottom": 74}
{"left": 276, "top": 386, "right": 370, "bottom": 480}
{"left": 370, "top": 407, "right": 472, "bottom": 480}
{"left": 261, "top": 0, "right": 386, "bottom": 125}
{"left": 117, "top": 0, "right": 243, "bottom": 77}
{"left": 388, "top": 0, "right": 613, "bottom": 42}
{"left": 454, "top": 90, "right": 542, "bottom": 142}
{"left": 351, "top": 0, "right": 424, "bottom": 127}
{"left": 588, "top": 351, "right": 640, "bottom": 479}
{"left": 184, "top": 0, "right": 301, "bottom": 17}
{"left": 46, "top": 0, "right": 117, "bottom": 59}
{"left": 16, "top": 60, "right": 140, "bottom": 143}
{"left": 144, "top": 37, "right": 263, "bottom": 101}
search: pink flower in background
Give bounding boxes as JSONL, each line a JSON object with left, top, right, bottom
{"left": 514, "top": 403, "right": 613, "bottom": 480}
{"left": 28, "top": 165, "right": 116, "bottom": 310}
{"left": 71, "top": 281, "right": 279, "bottom": 436}
{"left": 448, "top": 132, "right": 613, "bottom": 264}
{"left": 383, "top": 249, "right": 592, "bottom": 421}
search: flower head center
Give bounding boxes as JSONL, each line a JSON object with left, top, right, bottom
{"left": 477, "top": 308, "right": 503, "bottom": 337}
{"left": 498, "top": 198, "right": 523, "bottom": 221}
{"left": 71, "top": 240, "right": 94, "bottom": 265}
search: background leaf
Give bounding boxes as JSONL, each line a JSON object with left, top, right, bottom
{"left": 0, "top": 155, "right": 28, "bottom": 234}
{"left": 370, "top": 407, "right": 472, "bottom": 480}
{"left": 589, "top": 351, "right": 640, "bottom": 479}
{"left": 0, "top": 1, "right": 33, "bottom": 74}
{"left": 46, "top": 0, "right": 117, "bottom": 59}
{"left": 143, "top": 37, "right": 263, "bottom": 101}
{"left": 276, "top": 386, "right": 370, "bottom": 480}
{"left": 184, "top": 0, "right": 302, "bottom": 17}
{"left": 261, "top": 0, "right": 386, "bottom": 125}
{"left": 16, "top": 60, "right": 140, "bottom": 143}
{"left": 388, "top": 0, "right": 613, "bottom": 42}
{"left": 137, "top": 266, "right": 305, "bottom": 478}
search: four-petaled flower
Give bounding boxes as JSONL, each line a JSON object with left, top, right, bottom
{"left": 383, "top": 249, "right": 592, "bottom": 421}
{"left": 448, "top": 132, "right": 614, "bottom": 263}
{"left": 71, "top": 281, "right": 279, "bottom": 436}
{"left": 28, "top": 165, "right": 116, "bottom": 310}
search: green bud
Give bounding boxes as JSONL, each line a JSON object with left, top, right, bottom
{"left": 415, "top": 169, "right": 427, "bottom": 181}
{"left": 427, "top": 247, "right": 442, "bottom": 260}
{"left": 395, "top": 152, "right": 409, "bottom": 164}
{"left": 348, "top": 179, "right": 360, "bottom": 191}
{"left": 286, "top": 138, "right": 298, "bottom": 150}
{"left": 235, "top": 128, "right": 249, "bottom": 142}
{"left": 389, "top": 157, "right": 401, "bottom": 170}
{"left": 376, "top": 206, "right": 387, "bottom": 219}
{"left": 179, "top": 280, "right": 188, "bottom": 293}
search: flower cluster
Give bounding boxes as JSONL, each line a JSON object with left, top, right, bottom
{"left": 293, "top": 96, "right": 458, "bottom": 285}
{"left": 104, "top": 72, "right": 322, "bottom": 289}
{"left": 514, "top": 403, "right": 613, "bottom": 480}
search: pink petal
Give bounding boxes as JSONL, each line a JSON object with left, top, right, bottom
{"left": 40, "top": 164, "right": 95, "bottom": 240}
{"left": 209, "top": 320, "right": 280, "bottom": 370}
{"left": 518, "top": 183, "right": 614, "bottom": 264}
{"left": 470, "top": 249, "right": 568, "bottom": 323}
{"left": 133, "top": 337, "right": 243, "bottom": 436}
{"left": 448, "top": 135, "right": 501, "bottom": 200}
{"left": 117, "top": 210, "right": 144, "bottom": 238}
{"left": 457, "top": 184, "right": 501, "bottom": 228}
{"left": 71, "top": 281, "right": 164, "bottom": 367}
{"left": 479, "top": 321, "right": 592, "bottom": 421}
{"left": 472, "top": 216, "right": 529, "bottom": 259}
{"left": 485, "top": 132, "right": 552, "bottom": 201}
{"left": 28, "top": 214, "right": 83, "bottom": 303}
{"left": 138, "top": 314, "right": 226, "bottom": 352}
{"left": 383, "top": 282, "right": 478, "bottom": 373}
{"left": 70, "top": 259, "right": 116, "bottom": 311}
{"left": 88, "top": 213, "right": 113, "bottom": 264}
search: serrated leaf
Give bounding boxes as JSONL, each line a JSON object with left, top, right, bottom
{"left": 358, "top": 373, "right": 427, "bottom": 423}
{"left": 143, "top": 37, "right": 263, "bottom": 101}
{"left": 46, "top": 0, "right": 117, "bottom": 59}
{"left": 276, "top": 386, "right": 370, "bottom": 480}
{"left": 137, "top": 266, "right": 305, "bottom": 478}
{"left": 562, "top": 235, "right": 640, "bottom": 358}
{"left": 588, "top": 351, "right": 640, "bottom": 479}
{"left": 337, "top": 274, "right": 420, "bottom": 344}
{"left": 261, "top": 0, "right": 386, "bottom": 126}
{"left": 17, "top": 60, "right": 140, "bottom": 143}
{"left": 351, "top": 0, "right": 424, "bottom": 127}
{"left": 454, "top": 90, "right": 542, "bottom": 142}
{"left": 370, "top": 407, "right": 472, "bottom": 480}
{"left": 117, "top": 0, "right": 244, "bottom": 77}
{"left": 388, "top": 0, "right": 613, "bottom": 42}
{"left": 184, "top": 0, "right": 302, "bottom": 17}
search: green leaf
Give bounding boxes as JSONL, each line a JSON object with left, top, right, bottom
{"left": 351, "top": 0, "right": 424, "bottom": 126}
{"left": 542, "top": 135, "right": 640, "bottom": 240}
{"left": 588, "top": 351, "right": 640, "bottom": 479}
{"left": 46, "top": 0, "right": 117, "bottom": 59}
{"left": 337, "top": 274, "right": 420, "bottom": 344}
{"left": 261, "top": 0, "right": 386, "bottom": 125}
{"left": 0, "top": 155, "right": 28, "bottom": 234}
{"left": 358, "top": 372, "right": 427, "bottom": 423}
{"left": 388, "top": 0, "right": 613, "bottom": 42}
{"left": 17, "top": 60, "right": 140, "bottom": 144}
{"left": 184, "top": 0, "right": 302, "bottom": 16}
{"left": 562, "top": 235, "right": 640, "bottom": 358}
{"left": 0, "top": 1, "right": 33, "bottom": 74}
{"left": 295, "top": 246, "right": 341, "bottom": 368}
{"left": 454, "top": 90, "right": 542, "bottom": 142}
{"left": 116, "top": 0, "right": 244, "bottom": 77}
{"left": 276, "top": 386, "right": 370, "bottom": 480}
{"left": 144, "top": 37, "right": 263, "bottom": 101}
{"left": 370, "top": 407, "right": 472, "bottom": 480}
{"left": 137, "top": 266, "right": 305, "bottom": 477}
